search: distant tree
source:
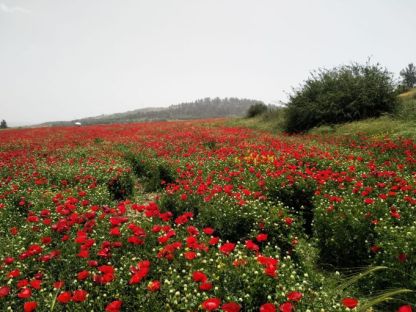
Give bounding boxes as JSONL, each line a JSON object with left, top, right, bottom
{"left": 400, "top": 63, "right": 416, "bottom": 89}
{"left": 0, "top": 119, "right": 7, "bottom": 129}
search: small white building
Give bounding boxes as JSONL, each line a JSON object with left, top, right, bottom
{"left": 74, "top": 122, "right": 82, "bottom": 126}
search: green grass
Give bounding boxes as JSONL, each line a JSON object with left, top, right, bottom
{"left": 309, "top": 116, "right": 416, "bottom": 139}
{"left": 227, "top": 108, "right": 286, "bottom": 133}
{"left": 398, "top": 87, "right": 416, "bottom": 101}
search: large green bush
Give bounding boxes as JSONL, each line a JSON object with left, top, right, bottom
{"left": 284, "top": 62, "right": 398, "bottom": 133}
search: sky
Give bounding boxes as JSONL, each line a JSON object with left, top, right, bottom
{"left": 1, "top": 0, "right": 415, "bottom": 126}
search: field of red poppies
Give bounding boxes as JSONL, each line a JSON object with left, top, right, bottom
{"left": 0, "top": 120, "right": 415, "bottom": 311}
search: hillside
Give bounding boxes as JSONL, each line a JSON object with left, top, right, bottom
{"left": 38, "top": 97, "right": 262, "bottom": 126}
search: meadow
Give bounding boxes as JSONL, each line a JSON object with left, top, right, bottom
{"left": 0, "top": 120, "right": 414, "bottom": 311}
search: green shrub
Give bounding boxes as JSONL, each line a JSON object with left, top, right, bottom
{"left": 107, "top": 171, "right": 134, "bottom": 200}
{"left": 249, "top": 203, "right": 304, "bottom": 259}
{"left": 140, "top": 160, "right": 176, "bottom": 192}
{"left": 124, "top": 152, "right": 177, "bottom": 192}
{"left": 284, "top": 62, "right": 398, "bottom": 133}
{"left": 395, "top": 98, "right": 416, "bottom": 120}
{"left": 158, "top": 192, "right": 202, "bottom": 217}
{"left": 160, "top": 192, "right": 261, "bottom": 242}
{"left": 313, "top": 199, "right": 376, "bottom": 268}
{"left": 246, "top": 102, "right": 268, "bottom": 118}
{"left": 367, "top": 223, "right": 416, "bottom": 306}
{"left": 124, "top": 152, "right": 153, "bottom": 178}
{"left": 197, "top": 200, "right": 259, "bottom": 242}
{"left": 266, "top": 178, "right": 316, "bottom": 236}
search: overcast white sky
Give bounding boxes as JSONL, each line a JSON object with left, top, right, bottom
{"left": 1, "top": 0, "right": 415, "bottom": 126}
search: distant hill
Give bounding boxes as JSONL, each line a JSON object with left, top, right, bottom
{"left": 38, "top": 97, "right": 264, "bottom": 126}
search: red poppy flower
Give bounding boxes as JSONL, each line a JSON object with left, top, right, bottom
{"left": 187, "top": 226, "right": 199, "bottom": 235}
{"left": 158, "top": 235, "right": 169, "bottom": 244}
{"left": 398, "top": 253, "right": 407, "bottom": 263}
{"left": 77, "top": 250, "right": 89, "bottom": 258}
{"left": 88, "top": 260, "right": 98, "bottom": 267}
{"left": 152, "top": 225, "right": 162, "bottom": 233}
{"left": 184, "top": 251, "right": 197, "bottom": 260}
{"left": 23, "top": 301, "right": 37, "bottom": 312}
{"left": 203, "top": 227, "right": 214, "bottom": 235}
{"left": 279, "top": 302, "right": 293, "bottom": 312}
{"left": 53, "top": 281, "right": 64, "bottom": 289}
{"left": 342, "top": 297, "right": 358, "bottom": 309}
{"left": 245, "top": 240, "right": 259, "bottom": 252}
{"left": 186, "top": 236, "right": 198, "bottom": 247}
{"left": 256, "top": 233, "right": 268, "bottom": 242}
{"left": 199, "top": 282, "right": 213, "bottom": 291}
{"left": 284, "top": 217, "right": 294, "bottom": 226}
{"left": 7, "top": 269, "right": 21, "bottom": 278}
{"left": 193, "top": 271, "right": 208, "bottom": 283}
{"left": 364, "top": 198, "right": 374, "bottom": 205}
{"left": 370, "top": 245, "right": 381, "bottom": 253}
{"left": 264, "top": 264, "right": 277, "bottom": 278}
{"left": 77, "top": 270, "right": 90, "bottom": 281}
{"left": 127, "top": 236, "right": 144, "bottom": 245}
{"left": 30, "top": 279, "right": 42, "bottom": 290}
{"left": 110, "top": 227, "right": 121, "bottom": 236}
{"left": 287, "top": 291, "right": 303, "bottom": 302}
{"left": 221, "top": 302, "right": 241, "bottom": 312}
{"left": 390, "top": 207, "right": 401, "bottom": 219}
{"left": 105, "top": 300, "right": 123, "bottom": 312}
{"left": 112, "top": 241, "right": 122, "bottom": 248}
{"left": 72, "top": 289, "right": 88, "bottom": 302}
{"left": 397, "top": 305, "right": 412, "bottom": 312}
{"left": 219, "top": 243, "right": 235, "bottom": 255}
{"left": 41, "top": 236, "right": 52, "bottom": 244}
{"left": 260, "top": 303, "right": 276, "bottom": 312}
{"left": 0, "top": 286, "right": 10, "bottom": 298}
{"left": 147, "top": 280, "right": 161, "bottom": 292}
{"left": 17, "top": 279, "right": 29, "bottom": 288}
{"left": 17, "top": 287, "right": 32, "bottom": 299}
{"left": 57, "top": 291, "right": 72, "bottom": 304}
{"left": 129, "top": 271, "right": 146, "bottom": 285}
{"left": 202, "top": 298, "right": 221, "bottom": 311}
